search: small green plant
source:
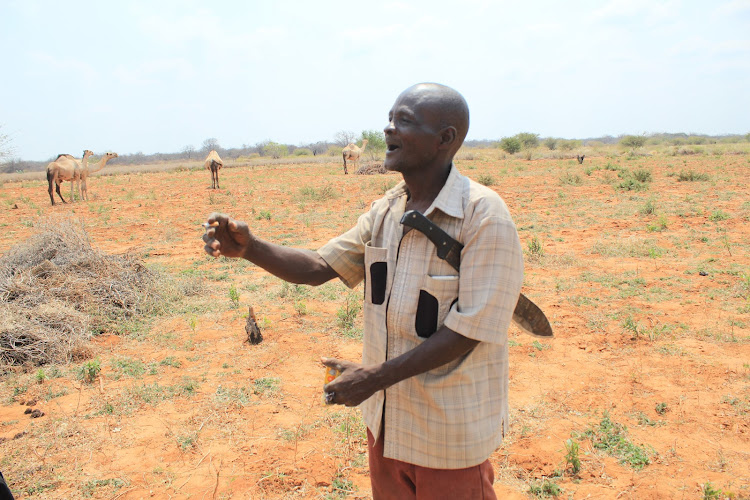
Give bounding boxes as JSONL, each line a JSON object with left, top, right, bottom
{"left": 632, "top": 169, "right": 652, "bottom": 182}
{"left": 708, "top": 210, "right": 730, "bottom": 222}
{"left": 617, "top": 178, "right": 647, "bottom": 191}
{"left": 527, "top": 236, "right": 544, "bottom": 258}
{"left": 655, "top": 402, "right": 668, "bottom": 415}
{"left": 582, "top": 412, "right": 652, "bottom": 469}
{"left": 647, "top": 215, "right": 668, "bottom": 232}
{"left": 160, "top": 356, "right": 182, "bottom": 368}
{"left": 228, "top": 284, "right": 240, "bottom": 309}
{"left": 187, "top": 314, "right": 197, "bottom": 332}
{"left": 35, "top": 369, "right": 46, "bottom": 384}
{"left": 176, "top": 432, "right": 198, "bottom": 451}
{"left": 702, "top": 481, "right": 724, "bottom": 500}
{"left": 559, "top": 172, "right": 582, "bottom": 185}
{"left": 532, "top": 340, "right": 551, "bottom": 351}
{"left": 78, "top": 359, "right": 101, "bottom": 383}
{"left": 257, "top": 210, "right": 272, "bottom": 220}
{"left": 564, "top": 438, "right": 581, "bottom": 474}
{"left": 477, "top": 173, "right": 495, "bottom": 186}
{"left": 677, "top": 170, "right": 710, "bottom": 181}
{"left": 253, "top": 377, "right": 281, "bottom": 397}
{"left": 110, "top": 357, "right": 147, "bottom": 380}
{"left": 622, "top": 316, "right": 641, "bottom": 339}
{"left": 294, "top": 300, "right": 308, "bottom": 316}
{"left": 640, "top": 199, "right": 656, "bottom": 215}
{"left": 337, "top": 293, "right": 362, "bottom": 333}
{"left": 528, "top": 478, "right": 562, "bottom": 498}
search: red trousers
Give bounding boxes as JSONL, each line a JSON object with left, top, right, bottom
{"left": 367, "top": 429, "right": 497, "bottom": 500}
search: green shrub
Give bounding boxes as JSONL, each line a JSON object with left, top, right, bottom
{"left": 78, "top": 359, "right": 101, "bottom": 383}
{"left": 477, "top": 174, "right": 495, "bottom": 186}
{"left": 632, "top": 169, "right": 652, "bottom": 182}
{"left": 515, "top": 132, "right": 539, "bottom": 149}
{"left": 617, "top": 178, "right": 647, "bottom": 191}
{"left": 620, "top": 135, "right": 647, "bottom": 149}
{"left": 677, "top": 170, "right": 710, "bottom": 182}
{"left": 262, "top": 141, "right": 288, "bottom": 159}
{"left": 499, "top": 137, "right": 521, "bottom": 154}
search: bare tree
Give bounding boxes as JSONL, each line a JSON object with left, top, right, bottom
{"left": 334, "top": 131, "right": 357, "bottom": 147}
{"left": 0, "top": 125, "right": 14, "bottom": 161}
{"left": 182, "top": 145, "right": 196, "bottom": 159}
{"left": 202, "top": 138, "right": 220, "bottom": 152}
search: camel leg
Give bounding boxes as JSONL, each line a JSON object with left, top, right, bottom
{"left": 56, "top": 182, "right": 66, "bottom": 204}
{"left": 343, "top": 156, "right": 348, "bottom": 175}
{"left": 215, "top": 170, "right": 220, "bottom": 189}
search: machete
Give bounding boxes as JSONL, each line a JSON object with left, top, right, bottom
{"left": 401, "top": 210, "right": 553, "bottom": 338}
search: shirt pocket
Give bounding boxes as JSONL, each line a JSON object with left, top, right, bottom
{"left": 364, "top": 243, "right": 388, "bottom": 305}
{"left": 415, "top": 275, "right": 459, "bottom": 338}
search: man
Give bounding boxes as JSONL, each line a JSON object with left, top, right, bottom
{"left": 203, "top": 83, "right": 524, "bottom": 499}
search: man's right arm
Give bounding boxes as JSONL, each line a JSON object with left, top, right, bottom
{"left": 202, "top": 212, "right": 339, "bottom": 286}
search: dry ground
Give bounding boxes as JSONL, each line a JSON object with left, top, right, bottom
{"left": 0, "top": 150, "right": 749, "bottom": 499}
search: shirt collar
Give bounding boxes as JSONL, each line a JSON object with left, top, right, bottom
{"left": 385, "top": 163, "right": 464, "bottom": 220}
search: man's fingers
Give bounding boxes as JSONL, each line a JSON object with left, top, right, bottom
{"left": 321, "top": 357, "right": 344, "bottom": 372}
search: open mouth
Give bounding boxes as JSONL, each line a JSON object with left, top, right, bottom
{"left": 387, "top": 144, "right": 400, "bottom": 152}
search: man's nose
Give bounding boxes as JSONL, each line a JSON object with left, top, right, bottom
{"left": 384, "top": 121, "right": 395, "bottom": 134}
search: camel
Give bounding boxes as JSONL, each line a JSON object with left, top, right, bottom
{"left": 78, "top": 152, "right": 119, "bottom": 201}
{"left": 46, "top": 150, "right": 93, "bottom": 205}
{"left": 204, "top": 150, "right": 223, "bottom": 189}
{"left": 577, "top": 154, "right": 585, "bottom": 164}
{"left": 342, "top": 139, "right": 368, "bottom": 175}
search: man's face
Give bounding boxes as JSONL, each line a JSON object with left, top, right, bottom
{"left": 383, "top": 90, "right": 442, "bottom": 174}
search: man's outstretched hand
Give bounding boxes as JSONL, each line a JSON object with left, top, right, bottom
{"left": 202, "top": 212, "right": 253, "bottom": 259}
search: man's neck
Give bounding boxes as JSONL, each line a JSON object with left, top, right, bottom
{"left": 402, "top": 162, "right": 452, "bottom": 213}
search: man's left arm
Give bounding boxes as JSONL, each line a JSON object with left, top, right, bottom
{"left": 323, "top": 326, "right": 477, "bottom": 407}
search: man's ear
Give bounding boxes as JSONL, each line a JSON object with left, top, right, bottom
{"left": 438, "top": 126, "right": 458, "bottom": 150}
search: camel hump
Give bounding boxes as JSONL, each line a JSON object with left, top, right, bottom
{"left": 55, "top": 153, "right": 74, "bottom": 160}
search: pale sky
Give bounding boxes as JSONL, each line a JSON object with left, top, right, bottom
{"left": 1, "top": 0, "right": 749, "bottom": 161}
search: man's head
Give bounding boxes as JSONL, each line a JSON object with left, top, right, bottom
{"left": 383, "top": 83, "right": 470, "bottom": 174}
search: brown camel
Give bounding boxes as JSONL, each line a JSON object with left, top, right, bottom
{"left": 204, "top": 150, "right": 223, "bottom": 189}
{"left": 342, "top": 139, "right": 368, "bottom": 175}
{"left": 46, "top": 150, "right": 93, "bottom": 205}
{"left": 79, "top": 152, "right": 119, "bottom": 201}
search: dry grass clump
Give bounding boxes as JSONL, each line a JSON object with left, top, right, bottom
{"left": 0, "top": 218, "right": 197, "bottom": 370}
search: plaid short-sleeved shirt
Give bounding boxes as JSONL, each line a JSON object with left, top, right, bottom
{"left": 318, "top": 165, "right": 524, "bottom": 469}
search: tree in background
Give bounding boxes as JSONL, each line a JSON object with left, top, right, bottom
{"left": 558, "top": 139, "right": 583, "bottom": 151}
{"left": 262, "top": 141, "right": 287, "bottom": 159}
{"left": 182, "top": 145, "right": 196, "bottom": 159}
{"left": 515, "top": 132, "right": 539, "bottom": 149}
{"left": 498, "top": 137, "right": 521, "bottom": 154}
{"left": 360, "top": 130, "right": 386, "bottom": 161}
{"left": 620, "top": 135, "right": 647, "bottom": 149}
{"left": 202, "top": 138, "right": 220, "bottom": 152}
{"left": 334, "top": 131, "right": 357, "bottom": 148}
{"left": 0, "top": 125, "right": 14, "bottom": 161}
{"left": 544, "top": 138, "right": 557, "bottom": 150}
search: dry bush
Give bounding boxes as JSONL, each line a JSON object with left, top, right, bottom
{"left": 0, "top": 218, "right": 201, "bottom": 370}
{"left": 355, "top": 162, "right": 389, "bottom": 175}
